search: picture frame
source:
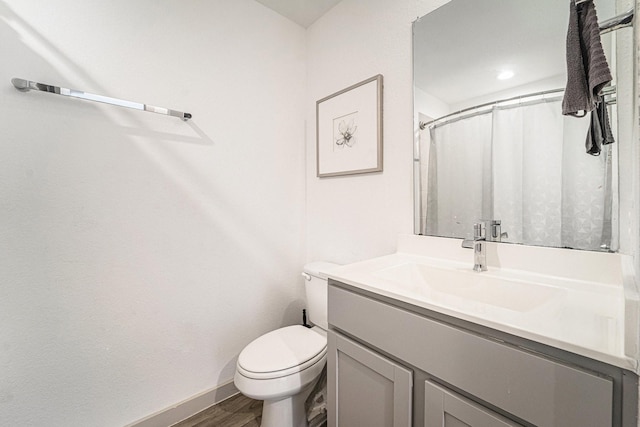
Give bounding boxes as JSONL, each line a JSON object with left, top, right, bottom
{"left": 316, "top": 74, "right": 383, "bottom": 177}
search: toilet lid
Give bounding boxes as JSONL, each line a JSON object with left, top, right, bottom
{"left": 238, "top": 325, "right": 327, "bottom": 377}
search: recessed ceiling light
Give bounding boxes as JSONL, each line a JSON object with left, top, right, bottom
{"left": 497, "top": 70, "right": 515, "bottom": 80}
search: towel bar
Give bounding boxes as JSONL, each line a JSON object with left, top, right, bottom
{"left": 572, "top": 4, "right": 634, "bottom": 35}
{"left": 598, "top": 9, "right": 634, "bottom": 35}
{"left": 11, "top": 78, "right": 192, "bottom": 121}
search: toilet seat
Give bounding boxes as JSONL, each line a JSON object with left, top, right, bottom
{"left": 237, "top": 325, "right": 327, "bottom": 380}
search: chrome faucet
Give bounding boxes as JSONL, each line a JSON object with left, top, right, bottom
{"left": 461, "top": 220, "right": 507, "bottom": 272}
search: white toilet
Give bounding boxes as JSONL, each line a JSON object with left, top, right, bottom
{"left": 234, "top": 262, "right": 339, "bottom": 427}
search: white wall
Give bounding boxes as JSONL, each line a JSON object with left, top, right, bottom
{"left": 0, "top": 1, "right": 306, "bottom": 425}
{"left": 306, "top": 0, "right": 447, "bottom": 264}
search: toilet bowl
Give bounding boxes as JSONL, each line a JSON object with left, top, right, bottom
{"left": 234, "top": 262, "right": 339, "bottom": 427}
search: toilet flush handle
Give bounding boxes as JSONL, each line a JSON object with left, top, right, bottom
{"left": 302, "top": 309, "right": 311, "bottom": 328}
{"left": 301, "top": 272, "right": 311, "bottom": 281}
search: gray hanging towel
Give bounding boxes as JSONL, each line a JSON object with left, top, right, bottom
{"left": 586, "top": 95, "right": 615, "bottom": 155}
{"left": 562, "top": 0, "right": 612, "bottom": 117}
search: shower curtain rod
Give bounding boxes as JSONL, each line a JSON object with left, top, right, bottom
{"left": 11, "top": 78, "right": 192, "bottom": 121}
{"left": 419, "top": 86, "right": 616, "bottom": 130}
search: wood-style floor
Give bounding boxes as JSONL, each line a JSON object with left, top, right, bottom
{"left": 172, "top": 393, "right": 262, "bottom": 427}
{"left": 171, "top": 389, "right": 327, "bottom": 427}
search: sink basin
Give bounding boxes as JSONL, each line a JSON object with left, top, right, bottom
{"left": 373, "top": 262, "right": 563, "bottom": 312}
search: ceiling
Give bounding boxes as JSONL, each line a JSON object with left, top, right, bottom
{"left": 254, "top": 0, "right": 343, "bottom": 28}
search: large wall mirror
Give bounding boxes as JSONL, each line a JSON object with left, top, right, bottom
{"left": 413, "top": 0, "right": 635, "bottom": 252}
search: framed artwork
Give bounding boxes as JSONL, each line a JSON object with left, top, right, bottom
{"left": 316, "top": 74, "right": 383, "bottom": 177}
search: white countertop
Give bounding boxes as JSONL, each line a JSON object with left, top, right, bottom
{"left": 328, "top": 236, "right": 640, "bottom": 372}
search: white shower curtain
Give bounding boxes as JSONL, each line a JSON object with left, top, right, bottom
{"left": 426, "top": 113, "right": 493, "bottom": 239}
{"left": 492, "top": 101, "right": 564, "bottom": 247}
{"left": 425, "top": 98, "right": 613, "bottom": 251}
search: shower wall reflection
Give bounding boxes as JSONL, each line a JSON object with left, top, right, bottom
{"left": 422, "top": 96, "right": 616, "bottom": 251}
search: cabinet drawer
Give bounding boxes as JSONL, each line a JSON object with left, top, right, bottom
{"left": 329, "top": 285, "right": 613, "bottom": 427}
{"left": 425, "top": 380, "right": 522, "bottom": 427}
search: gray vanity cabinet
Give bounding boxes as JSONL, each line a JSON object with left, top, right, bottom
{"left": 424, "top": 380, "right": 522, "bottom": 427}
{"left": 327, "top": 331, "right": 412, "bottom": 427}
{"left": 327, "top": 281, "right": 634, "bottom": 427}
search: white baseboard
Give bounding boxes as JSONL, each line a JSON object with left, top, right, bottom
{"left": 125, "top": 380, "right": 239, "bottom": 427}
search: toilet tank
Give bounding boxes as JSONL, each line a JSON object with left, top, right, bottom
{"left": 303, "top": 262, "right": 340, "bottom": 331}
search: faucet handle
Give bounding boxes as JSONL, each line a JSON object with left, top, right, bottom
{"left": 461, "top": 239, "right": 474, "bottom": 249}
{"left": 473, "top": 222, "right": 485, "bottom": 239}
{"left": 489, "top": 220, "right": 500, "bottom": 241}
{"left": 481, "top": 219, "right": 506, "bottom": 242}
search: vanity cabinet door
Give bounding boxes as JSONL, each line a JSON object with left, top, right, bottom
{"left": 424, "top": 380, "right": 522, "bottom": 427}
{"left": 327, "top": 331, "right": 412, "bottom": 427}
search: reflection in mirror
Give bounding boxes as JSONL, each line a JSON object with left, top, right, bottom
{"left": 413, "top": 0, "right": 634, "bottom": 252}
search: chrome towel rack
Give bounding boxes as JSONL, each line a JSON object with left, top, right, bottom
{"left": 11, "top": 77, "right": 192, "bottom": 121}
{"left": 598, "top": 9, "right": 634, "bottom": 35}
{"left": 573, "top": 2, "right": 634, "bottom": 35}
